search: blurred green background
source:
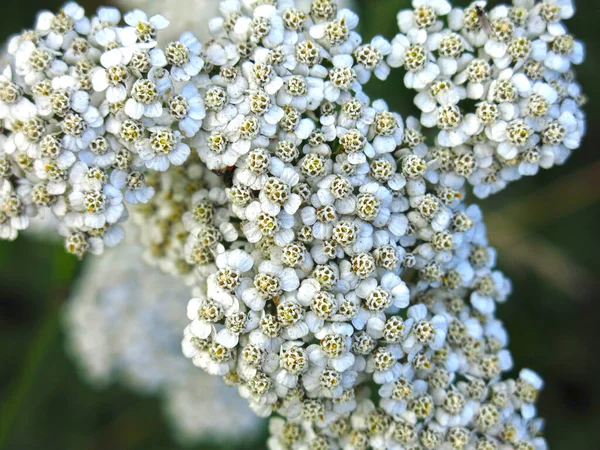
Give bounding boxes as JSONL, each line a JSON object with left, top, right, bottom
{"left": 0, "top": 0, "right": 598, "bottom": 449}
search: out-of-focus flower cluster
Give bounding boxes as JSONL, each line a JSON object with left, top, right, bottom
{"left": 2, "top": 0, "right": 587, "bottom": 449}
{"left": 65, "top": 236, "right": 263, "bottom": 445}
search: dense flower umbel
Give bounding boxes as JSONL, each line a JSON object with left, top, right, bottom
{"left": 390, "top": 0, "right": 586, "bottom": 197}
{"left": 170, "top": 1, "right": 576, "bottom": 449}
{"left": 267, "top": 366, "right": 547, "bottom": 449}
{"left": 0, "top": 0, "right": 586, "bottom": 249}
{"left": 0, "top": 3, "right": 207, "bottom": 253}
{"left": 2, "top": 0, "right": 587, "bottom": 449}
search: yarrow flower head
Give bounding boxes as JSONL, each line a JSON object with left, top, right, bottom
{"left": 0, "top": 1, "right": 587, "bottom": 449}
{"left": 388, "top": 0, "right": 586, "bottom": 197}
{"left": 0, "top": 3, "right": 206, "bottom": 253}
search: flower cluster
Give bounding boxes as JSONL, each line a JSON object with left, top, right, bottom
{"left": 0, "top": 3, "right": 207, "bottom": 253}
{"left": 129, "top": 154, "right": 230, "bottom": 282}
{"left": 268, "top": 365, "right": 546, "bottom": 449}
{"left": 2, "top": 0, "right": 587, "bottom": 449}
{"left": 65, "top": 236, "right": 263, "bottom": 445}
{"left": 389, "top": 0, "right": 586, "bottom": 197}
{"left": 166, "top": 1, "right": 577, "bottom": 448}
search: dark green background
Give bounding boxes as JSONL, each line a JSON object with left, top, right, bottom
{"left": 0, "top": 1, "right": 598, "bottom": 449}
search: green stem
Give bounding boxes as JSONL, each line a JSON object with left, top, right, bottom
{"left": 0, "top": 248, "right": 78, "bottom": 449}
{"left": 0, "top": 307, "right": 60, "bottom": 448}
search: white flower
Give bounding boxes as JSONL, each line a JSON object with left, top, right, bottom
{"left": 277, "top": 74, "right": 325, "bottom": 112}
{"left": 67, "top": 182, "right": 125, "bottom": 229}
{"left": 470, "top": 270, "right": 511, "bottom": 314}
{"left": 308, "top": 323, "right": 356, "bottom": 372}
{"left": 31, "top": 75, "right": 89, "bottom": 118}
{"left": 274, "top": 341, "right": 309, "bottom": 388}
{"left": 91, "top": 47, "right": 133, "bottom": 103}
{"left": 0, "top": 183, "right": 31, "bottom": 240}
{"left": 35, "top": 2, "right": 90, "bottom": 50}
{"left": 302, "top": 364, "right": 356, "bottom": 399}
{"left": 322, "top": 55, "right": 358, "bottom": 104}
{"left": 123, "top": 9, "right": 170, "bottom": 46}
{"left": 168, "top": 83, "right": 206, "bottom": 137}
{"left": 296, "top": 279, "right": 342, "bottom": 334}
{"left": 215, "top": 248, "right": 254, "bottom": 277}
{"left": 233, "top": 148, "right": 271, "bottom": 190}
{"left": 91, "top": 7, "right": 121, "bottom": 30}
{"left": 181, "top": 325, "right": 205, "bottom": 363}
{"left": 68, "top": 161, "right": 105, "bottom": 192}
{"left": 240, "top": 89, "right": 285, "bottom": 129}
{"left": 241, "top": 260, "right": 299, "bottom": 311}
{"left": 448, "top": 2, "right": 490, "bottom": 48}
{"left": 453, "top": 57, "right": 493, "bottom": 100}
{"left": 379, "top": 364, "right": 426, "bottom": 415}
{"left": 336, "top": 97, "right": 375, "bottom": 132}
{"left": 397, "top": 0, "right": 451, "bottom": 35}
{"left": 368, "top": 100, "right": 405, "bottom": 154}
{"left": 242, "top": 208, "right": 295, "bottom": 246}
{"left": 244, "top": 4, "right": 285, "bottom": 49}
{"left": 315, "top": 174, "right": 357, "bottom": 214}
{"left": 436, "top": 106, "right": 480, "bottom": 147}
{"left": 367, "top": 344, "right": 404, "bottom": 384}
{"left": 187, "top": 296, "right": 223, "bottom": 340}
{"left": 61, "top": 107, "right": 103, "bottom": 151}
{"left": 402, "top": 304, "right": 448, "bottom": 354}
{"left": 0, "top": 67, "right": 37, "bottom": 121}
{"left": 544, "top": 35, "right": 585, "bottom": 73}
{"left": 12, "top": 40, "right": 68, "bottom": 86}
{"left": 165, "top": 32, "right": 204, "bottom": 81}
{"left": 355, "top": 36, "right": 393, "bottom": 83}
{"left": 539, "top": 100, "right": 583, "bottom": 169}
{"left": 125, "top": 77, "right": 164, "bottom": 119}
{"left": 481, "top": 7, "right": 513, "bottom": 61}
{"left": 388, "top": 31, "right": 440, "bottom": 90}
{"left": 210, "top": 68, "right": 249, "bottom": 101}
{"left": 529, "top": 0, "right": 575, "bottom": 37}
{"left": 79, "top": 135, "right": 118, "bottom": 169}
{"left": 194, "top": 129, "right": 241, "bottom": 170}
{"left": 258, "top": 166, "right": 302, "bottom": 216}
{"left": 136, "top": 128, "right": 190, "bottom": 171}
{"left": 414, "top": 78, "right": 463, "bottom": 115}
{"left": 309, "top": 8, "right": 361, "bottom": 55}
{"left": 427, "top": 29, "right": 468, "bottom": 76}
{"left": 110, "top": 170, "right": 154, "bottom": 204}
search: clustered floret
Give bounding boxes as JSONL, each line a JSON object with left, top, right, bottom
{"left": 0, "top": 0, "right": 587, "bottom": 449}
{"left": 390, "top": 0, "right": 586, "bottom": 198}
{"left": 0, "top": 3, "right": 205, "bottom": 252}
